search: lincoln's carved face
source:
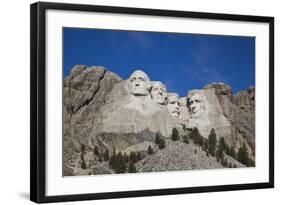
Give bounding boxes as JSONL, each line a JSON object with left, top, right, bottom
{"left": 188, "top": 93, "right": 206, "bottom": 118}
{"left": 151, "top": 81, "right": 167, "bottom": 105}
{"left": 128, "top": 70, "right": 151, "bottom": 96}
{"left": 167, "top": 93, "right": 180, "bottom": 118}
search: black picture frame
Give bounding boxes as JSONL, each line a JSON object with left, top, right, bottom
{"left": 30, "top": 1, "right": 274, "bottom": 203}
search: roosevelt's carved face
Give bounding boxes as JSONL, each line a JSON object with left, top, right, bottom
{"left": 188, "top": 93, "right": 206, "bottom": 118}
{"left": 178, "top": 97, "right": 187, "bottom": 107}
{"left": 128, "top": 70, "right": 151, "bottom": 96}
{"left": 167, "top": 94, "right": 180, "bottom": 119}
{"left": 151, "top": 81, "right": 167, "bottom": 105}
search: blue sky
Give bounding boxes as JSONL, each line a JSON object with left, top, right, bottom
{"left": 63, "top": 28, "right": 255, "bottom": 96}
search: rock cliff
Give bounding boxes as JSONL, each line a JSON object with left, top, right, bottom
{"left": 63, "top": 66, "right": 255, "bottom": 175}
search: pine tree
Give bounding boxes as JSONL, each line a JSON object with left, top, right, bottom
{"left": 158, "top": 138, "right": 166, "bottom": 149}
{"left": 109, "top": 148, "right": 116, "bottom": 169}
{"left": 217, "top": 137, "right": 225, "bottom": 160}
{"left": 189, "top": 127, "right": 203, "bottom": 146}
{"left": 229, "top": 146, "right": 237, "bottom": 159}
{"left": 183, "top": 124, "right": 186, "bottom": 131}
{"left": 129, "top": 151, "right": 137, "bottom": 163}
{"left": 148, "top": 145, "right": 153, "bottom": 155}
{"left": 155, "top": 133, "right": 161, "bottom": 145}
{"left": 189, "top": 127, "right": 199, "bottom": 139}
{"left": 203, "top": 139, "right": 209, "bottom": 151}
{"left": 183, "top": 135, "right": 189, "bottom": 144}
{"left": 123, "top": 152, "right": 129, "bottom": 163}
{"left": 208, "top": 128, "right": 217, "bottom": 156}
{"left": 115, "top": 151, "right": 126, "bottom": 173}
{"left": 81, "top": 144, "right": 86, "bottom": 154}
{"left": 171, "top": 128, "right": 179, "bottom": 141}
{"left": 80, "top": 153, "right": 86, "bottom": 169}
{"left": 103, "top": 149, "right": 109, "bottom": 161}
{"left": 98, "top": 155, "right": 103, "bottom": 162}
{"left": 136, "top": 152, "right": 142, "bottom": 161}
{"left": 225, "top": 144, "right": 230, "bottom": 155}
{"left": 94, "top": 145, "right": 99, "bottom": 156}
{"left": 237, "top": 143, "right": 249, "bottom": 166}
{"left": 128, "top": 160, "right": 137, "bottom": 173}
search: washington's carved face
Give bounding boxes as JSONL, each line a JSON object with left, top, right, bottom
{"left": 128, "top": 70, "right": 151, "bottom": 96}
{"left": 188, "top": 93, "right": 206, "bottom": 118}
{"left": 151, "top": 81, "right": 167, "bottom": 105}
{"left": 167, "top": 94, "right": 180, "bottom": 118}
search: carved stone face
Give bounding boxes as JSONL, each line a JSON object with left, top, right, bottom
{"left": 188, "top": 93, "right": 206, "bottom": 118}
{"left": 178, "top": 97, "right": 187, "bottom": 107}
{"left": 128, "top": 70, "right": 151, "bottom": 96}
{"left": 151, "top": 81, "right": 167, "bottom": 105}
{"left": 167, "top": 93, "right": 180, "bottom": 119}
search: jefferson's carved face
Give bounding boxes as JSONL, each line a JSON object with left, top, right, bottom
{"left": 151, "top": 81, "right": 167, "bottom": 105}
{"left": 188, "top": 93, "right": 206, "bottom": 118}
{"left": 167, "top": 94, "right": 180, "bottom": 118}
{"left": 128, "top": 70, "right": 151, "bottom": 96}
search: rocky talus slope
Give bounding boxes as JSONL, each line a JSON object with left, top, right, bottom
{"left": 136, "top": 140, "right": 244, "bottom": 172}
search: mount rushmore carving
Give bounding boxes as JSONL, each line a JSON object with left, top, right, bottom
{"left": 63, "top": 65, "right": 255, "bottom": 175}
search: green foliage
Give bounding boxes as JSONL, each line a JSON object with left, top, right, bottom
{"left": 123, "top": 152, "right": 129, "bottom": 163}
{"left": 171, "top": 128, "right": 179, "bottom": 141}
{"left": 128, "top": 160, "right": 137, "bottom": 173}
{"left": 189, "top": 127, "right": 204, "bottom": 146}
{"left": 129, "top": 152, "right": 137, "bottom": 163}
{"left": 148, "top": 145, "right": 154, "bottom": 155}
{"left": 189, "top": 127, "right": 199, "bottom": 139}
{"left": 115, "top": 151, "right": 127, "bottom": 174}
{"left": 237, "top": 143, "right": 253, "bottom": 167}
{"left": 93, "top": 145, "right": 99, "bottom": 156}
{"left": 80, "top": 153, "right": 86, "bottom": 169}
{"left": 229, "top": 146, "right": 237, "bottom": 159}
{"left": 208, "top": 128, "right": 217, "bottom": 156}
{"left": 136, "top": 152, "right": 142, "bottom": 161}
{"left": 109, "top": 148, "right": 116, "bottom": 169}
{"left": 224, "top": 144, "right": 230, "bottom": 155}
{"left": 155, "top": 133, "right": 166, "bottom": 149}
{"left": 158, "top": 138, "right": 166, "bottom": 149}
{"left": 183, "top": 124, "right": 186, "bottom": 131}
{"left": 203, "top": 139, "right": 209, "bottom": 151}
{"left": 182, "top": 135, "right": 189, "bottom": 144}
{"left": 98, "top": 155, "right": 103, "bottom": 162}
{"left": 217, "top": 137, "right": 225, "bottom": 160}
{"left": 81, "top": 144, "right": 86, "bottom": 154}
{"left": 103, "top": 149, "right": 109, "bottom": 161}
{"left": 155, "top": 133, "right": 161, "bottom": 145}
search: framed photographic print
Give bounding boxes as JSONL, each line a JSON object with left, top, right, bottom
{"left": 30, "top": 1, "right": 274, "bottom": 203}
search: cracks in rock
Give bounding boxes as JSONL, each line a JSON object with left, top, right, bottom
{"left": 73, "top": 69, "right": 107, "bottom": 114}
